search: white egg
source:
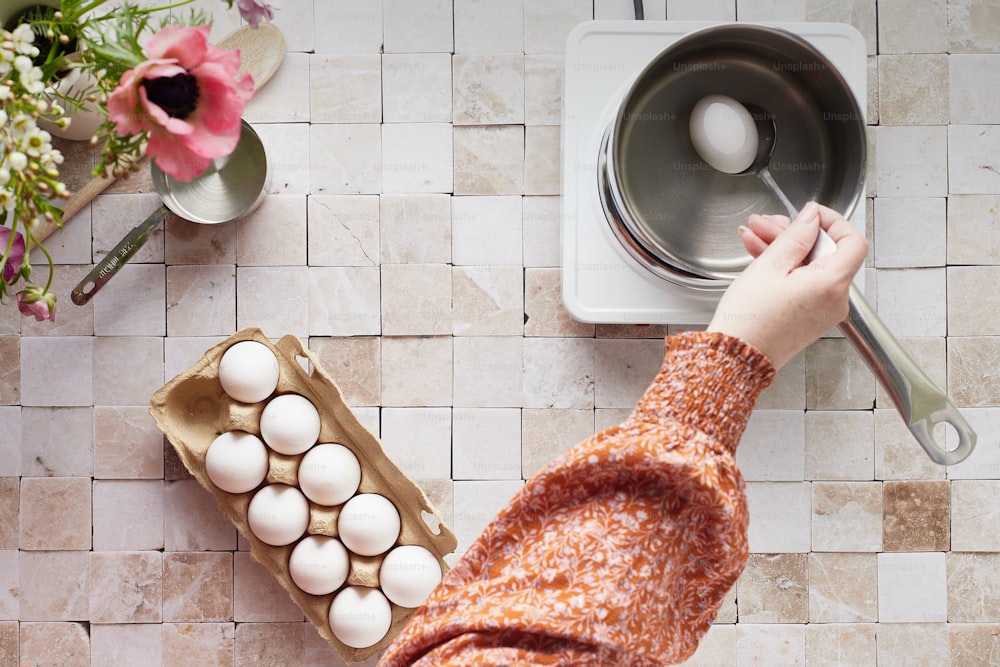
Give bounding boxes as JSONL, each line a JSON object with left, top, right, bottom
{"left": 328, "top": 585, "right": 393, "bottom": 649}
{"left": 379, "top": 545, "right": 443, "bottom": 608}
{"left": 298, "top": 443, "right": 362, "bottom": 506}
{"left": 247, "top": 484, "right": 310, "bottom": 546}
{"left": 260, "top": 393, "right": 322, "bottom": 455}
{"left": 688, "top": 94, "right": 758, "bottom": 175}
{"left": 288, "top": 535, "right": 350, "bottom": 596}
{"left": 204, "top": 430, "right": 270, "bottom": 494}
{"left": 337, "top": 493, "right": 401, "bottom": 557}
{"left": 218, "top": 340, "right": 280, "bottom": 403}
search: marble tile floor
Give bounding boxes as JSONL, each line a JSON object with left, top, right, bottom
{"left": 3, "top": 0, "right": 1000, "bottom": 664}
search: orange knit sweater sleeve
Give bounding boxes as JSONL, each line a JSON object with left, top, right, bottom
{"left": 378, "top": 331, "right": 776, "bottom": 667}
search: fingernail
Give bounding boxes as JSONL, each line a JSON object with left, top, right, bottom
{"left": 737, "top": 225, "right": 748, "bottom": 235}
{"left": 795, "top": 201, "right": 820, "bottom": 223}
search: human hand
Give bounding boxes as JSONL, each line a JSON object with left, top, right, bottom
{"left": 706, "top": 201, "right": 868, "bottom": 370}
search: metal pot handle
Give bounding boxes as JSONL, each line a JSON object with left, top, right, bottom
{"left": 808, "top": 231, "right": 976, "bottom": 466}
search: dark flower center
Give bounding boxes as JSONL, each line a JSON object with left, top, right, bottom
{"left": 142, "top": 73, "right": 199, "bottom": 120}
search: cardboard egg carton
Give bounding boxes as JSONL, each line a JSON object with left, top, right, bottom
{"left": 149, "top": 328, "right": 457, "bottom": 663}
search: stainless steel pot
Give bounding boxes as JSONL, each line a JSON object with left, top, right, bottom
{"left": 601, "top": 23, "right": 866, "bottom": 289}
{"left": 599, "top": 23, "right": 975, "bottom": 467}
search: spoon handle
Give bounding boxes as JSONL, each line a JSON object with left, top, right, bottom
{"left": 806, "top": 225, "right": 976, "bottom": 466}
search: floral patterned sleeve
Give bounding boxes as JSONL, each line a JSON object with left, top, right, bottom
{"left": 378, "top": 331, "right": 776, "bottom": 667}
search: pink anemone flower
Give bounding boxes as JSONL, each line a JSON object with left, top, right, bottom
{"left": 107, "top": 24, "right": 255, "bottom": 181}
{"left": 236, "top": 0, "right": 276, "bottom": 27}
{"left": 0, "top": 227, "right": 26, "bottom": 284}
{"left": 17, "top": 286, "right": 56, "bottom": 322}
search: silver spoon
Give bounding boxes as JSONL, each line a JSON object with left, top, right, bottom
{"left": 689, "top": 95, "right": 975, "bottom": 466}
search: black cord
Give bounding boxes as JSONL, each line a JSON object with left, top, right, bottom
{"left": 633, "top": 0, "right": 644, "bottom": 20}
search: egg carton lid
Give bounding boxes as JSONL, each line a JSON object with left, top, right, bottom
{"left": 149, "top": 327, "right": 458, "bottom": 662}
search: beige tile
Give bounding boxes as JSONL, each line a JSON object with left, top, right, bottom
{"left": 453, "top": 336, "right": 523, "bottom": 408}
{"left": 806, "top": 0, "right": 877, "bottom": 53}
{"left": 308, "top": 124, "right": 382, "bottom": 195}
{"left": 949, "top": 125, "right": 1000, "bottom": 194}
{"left": 874, "top": 125, "right": 947, "bottom": 197}
{"left": 91, "top": 624, "right": 162, "bottom": 665}
{"left": 236, "top": 195, "right": 309, "bottom": 266}
{"left": 0, "top": 550, "right": 15, "bottom": 617}
{"left": 949, "top": 336, "right": 1000, "bottom": 407}
{"left": 166, "top": 266, "right": 236, "bottom": 337}
{"left": 684, "top": 624, "right": 736, "bottom": 666}
{"left": 877, "top": 0, "right": 948, "bottom": 53}
{"left": 746, "top": 482, "right": 811, "bottom": 553}
{"left": 380, "top": 408, "right": 452, "bottom": 480}
{"left": 950, "top": 55, "right": 1000, "bottom": 124}
{"left": 308, "top": 337, "right": 381, "bottom": 407}
{"left": 452, "top": 479, "right": 525, "bottom": 552}
{"left": 950, "top": 623, "right": 1000, "bottom": 666}
{"left": 454, "top": 126, "right": 525, "bottom": 195}
{"left": 808, "top": 553, "right": 878, "bottom": 622}
{"left": 812, "top": 482, "right": 882, "bottom": 552}
{"left": 736, "top": 411, "right": 805, "bottom": 482}
{"left": 380, "top": 194, "right": 452, "bottom": 264}
{"left": 381, "top": 264, "right": 452, "bottom": 336}
{"left": 91, "top": 193, "right": 165, "bottom": 265}
{"left": 804, "top": 410, "right": 874, "bottom": 480}
{"left": 236, "top": 266, "right": 310, "bottom": 337}
{"left": 21, "top": 407, "right": 93, "bottom": 477}
{"left": 736, "top": 624, "right": 806, "bottom": 665}
{"left": 805, "top": 624, "right": 877, "bottom": 667}
{"left": 878, "top": 552, "right": 947, "bottom": 622}
{"left": 737, "top": 553, "right": 808, "bottom": 623}
{"left": 453, "top": 54, "right": 524, "bottom": 125}
{"left": 94, "top": 406, "right": 170, "bottom": 479}
{"left": 89, "top": 551, "right": 162, "bottom": 623}
{"left": 0, "top": 478, "right": 16, "bottom": 550}
{"left": 521, "top": 409, "right": 595, "bottom": 479}
{"left": 947, "top": 195, "right": 1000, "bottom": 265}
{"left": 523, "top": 0, "right": 592, "bottom": 54}
{"left": 524, "top": 125, "right": 560, "bottom": 195}
{"left": 454, "top": 0, "right": 525, "bottom": 53}
{"left": 524, "top": 268, "right": 595, "bottom": 337}
{"left": 383, "top": 0, "right": 453, "bottom": 53}
{"left": 382, "top": 123, "right": 454, "bottom": 193}
{"left": 805, "top": 338, "right": 876, "bottom": 410}
{"left": 877, "top": 55, "right": 948, "bottom": 125}
{"left": 93, "top": 336, "right": 164, "bottom": 406}
{"left": 876, "top": 623, "right": 950, "bottom": 664}
{"left": 19, "top": 621, "right": 90, "bottom": 666}
{"left": 92, "top": 480, "right": 164, "bottom": 551}
{"left": 233, "top": 552, "right": 304, "bottom": 622}
{"left": 163, "top": 480, "right": 238, "bottom": 552}
{"left": 948, "top": 267, "right": 1000, "bottom": 336}
{"left": 0, "top": 622, "right": 15, "bottom": 666}
{"left": 948, "top": 552, "right": 1000, "bottom": 622}
{"left": 245, "top": 52, "right": 309, "bottom": 124}
{"left": 523, "top": 338, "right": 595, "bottom": 409}
{"left": 883, "top": 480, "right": 950, "bottom": 551}
{"left": 866, "top": 55, "right": 879, "bottom": 124}
{"left": 381, "top": 336, "right": 453, "bottom": 407}
{"left": 19, "top": 336, "right": 92, "bottom": 407}
{"left": 19, "top": 551, "right": 90, "bottom": 620}
{"left": 20, "top": 263, "right": 95, "bottom": 337}
{"left": 948, "top": 0, "right": 1000, "bottom": 52}
{"left": 382, "top": 54, "right": 453, "bottom": 123}
{"left": 947, "top": 408, "right": 1000, "bottom": 479}
{"left": 453, "top": 195, "right": 523, "bottom": 267}
{"left": 595, "top": 407, "right": 632, "bottom": 432}
{"left": 0, "top": 409, "right": 18, "bottom": 477}
{"left": 163, "top": 213, "right": 237, "bottom": 265}
{"left": 313, "top": 0, "right": 382, "bottom": 53}
{"left": 453, "top": 266, "right": 524, "bottom": 337}
{"left": 163, "top": 552, "right": 233, "bottom": 622}
{"left": 308, "top": 266, "right": 381, "bottom": 337}
{"left": 92, "top": 264, "right": 167, "bottom": 336}
{"left": 309, "top": 54, "right": 381, "bottom": 123}
{"left": 756, "top": 352, "right": 806, "bottom": 410}
{"left": 876, "top": 268, "right": 946, "bottom": 337}
{"left": 525, "top": 55, "right": 563, "bottom": 125}
{"left": 453, "top": 408, "right": 522, "bottom": 480}
{"left": 951, "top": 480, "right": 1000, "bottom": 551}
{"left": 875, "top": 408, "right": 947, "bottom": 480}
{"left": 873, "top": 198, "right": 946, "bottom": 268}
{"left": 257, "top": 123, "right": 311, "bottom": 196}
{"left": 163, "top": 622, "right": 235, "bottom": 666}
{"left": 19, "top": 477, "right": 91, "bottom": 551}
{"left": 593, "top": 339, "right": 663, "bottom": 409}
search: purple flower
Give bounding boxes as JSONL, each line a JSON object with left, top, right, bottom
{"left": 0, "top": 227, "right": 26, "bottom": 284}
{"left": 17, "top": 286, "right": 56, "bottom": 322}
{"left": 235, "top": 0, "right": 276, "bottom": 27}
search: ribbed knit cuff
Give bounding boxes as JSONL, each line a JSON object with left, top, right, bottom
{"left": 630, "top": 331, "right": 776, "bottom": 456}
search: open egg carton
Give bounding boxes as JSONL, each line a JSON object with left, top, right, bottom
{"left": 149, "top": 327, "right": 457, "bottom": 663}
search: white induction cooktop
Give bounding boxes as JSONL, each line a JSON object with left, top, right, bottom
{"left": 561, "top": 21, "right": 868, "bottom": 325}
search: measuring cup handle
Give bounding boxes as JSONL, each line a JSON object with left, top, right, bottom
{"left": 839, "top": 283, "right": 977, "bottom": 466}
{"left": 71, "top": 205, "right": 168, "bottom": 306}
